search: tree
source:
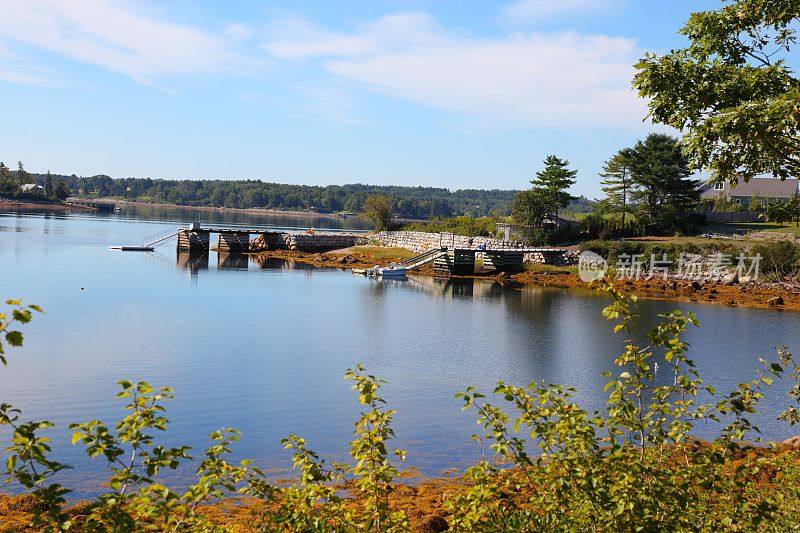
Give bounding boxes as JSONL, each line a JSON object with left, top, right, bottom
{"left": 362, "top": 195, "right": 393, "bottom": 231}
{"left": 17, "top": 161, "right": 28, "bottom": 184}
{"left": 44, "top": 172, "right": 54, "bottom": 198}
{"left": 627, "top": 134, "right": 700, "bottom": 231}
{"left": 55, "top": 182, "right": 70, "bottom": 201}
{"left": 511, "top": 189, "right": 548, "bottom": 228}
{"left": 529, "top": 155, "right": 577, "bottom": 222}
{"left": 764, "top": 197, "right": 800, "bottom": 226}
{"left": 599, "top": 149, "right": 635, "bottom": 226}
{"left": 634, "top": 0, "right": 800, "bottom": 184}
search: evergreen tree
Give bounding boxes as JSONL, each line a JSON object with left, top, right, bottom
{"left": 529, "top": 155, "right": 577, "bottom": 223}
{"left": 17, "top": 161, "right": 28, "bottom": 185}
{"left": 627, "top": 134, "right": 699, "bottom": 231}
{"left": 599, "top": 149, "right": 635, "bottom": 226}
{"left": 55, "top": 181, "right": 70, "bottom": 201}
{"left": 44, "top": 171, "right": 54, "bottom": 198}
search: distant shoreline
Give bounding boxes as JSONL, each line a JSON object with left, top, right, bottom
{"left": 0, "top": 197, "right": 360, "bottom": 220}
{"left": 106, "top": 198, "right": 357, "bottom": 219}
{"left": 0, "top": 199, "right": 92, "bottom": 212}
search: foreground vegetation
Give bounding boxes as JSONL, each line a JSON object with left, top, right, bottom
{"left": 4, "top": 282, "right": 800, "bottom": 531}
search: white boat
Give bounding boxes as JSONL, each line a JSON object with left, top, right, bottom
{"left": 366, "top": 263, "right": 407, "bottom": 278}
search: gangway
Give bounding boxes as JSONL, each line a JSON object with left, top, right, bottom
{"left": 109, "top": 226, "right": 181, "bottom": 251}
{"left": 401, "top": 248, "right": 447, "bottom": 270}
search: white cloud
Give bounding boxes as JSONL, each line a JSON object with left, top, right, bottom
{"left": 263, "top": 13, "right": 646, "bottom": 129}
{"left": 264, "top": 13, "right": 446, "bottom": 60}
{"left": 502, "top": 0, "right": 617, "bottom": 24}
{"left": 0, "top": 0, "right": 245, "bottom": 86}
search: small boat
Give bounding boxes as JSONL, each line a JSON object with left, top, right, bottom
{"left": 365, "top": 263, "right": 407, "bottom": 278}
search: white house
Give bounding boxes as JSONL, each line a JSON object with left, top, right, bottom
{"left": 20, "top": 183, "right": 45, "bottom": 193}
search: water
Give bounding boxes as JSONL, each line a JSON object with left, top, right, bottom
{"left": 1, "top": 206, "right": 800, "bottom": 496}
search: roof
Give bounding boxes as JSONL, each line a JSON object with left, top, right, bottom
{"left": 20, "top": 183, "right": 44, "bottom": 191}
{"left": 700, "top": 177, "right": 798, "bottom": 199}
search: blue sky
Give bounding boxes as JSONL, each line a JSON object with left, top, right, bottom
{"left": 0, "top": 0, "right": 721, "bottom": 197}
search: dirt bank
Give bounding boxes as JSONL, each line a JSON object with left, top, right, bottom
{"left": 509, "top": 270, "right": 800, "bottom": 312}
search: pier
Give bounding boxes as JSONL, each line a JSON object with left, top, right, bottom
{"left": 113, "top": 226, "right": 571, "bottom": 276}
{"left": 111, "top": 223, "right": 369, "bottom": 254}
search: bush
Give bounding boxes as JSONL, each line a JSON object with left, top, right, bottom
{"left": 402, "top": 216, "right": 498, "bottom": 237}
{"left": 752, "top": 240, "right": 800, "bottom": 278}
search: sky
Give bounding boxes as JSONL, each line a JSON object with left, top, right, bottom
{"left": 0, "top": 0, "right": 723, "bottom": 198}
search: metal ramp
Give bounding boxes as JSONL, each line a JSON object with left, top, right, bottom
{"left": 109, "top": 226, "right": 182, "bottom": 251}
{"left": 401, "top": 248, "right": 446, "bottom": 270}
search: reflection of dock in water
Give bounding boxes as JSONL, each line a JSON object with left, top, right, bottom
{"left": 176, "top": 251, "right": 209, "bottom": 275}
{"left": 217, "top": 252, "right": 249, "bottom": 270}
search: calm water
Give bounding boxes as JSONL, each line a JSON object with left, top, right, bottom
{"left": 1, "top": 206, "right": 799, "bottom": 496}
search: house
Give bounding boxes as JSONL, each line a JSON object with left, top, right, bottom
{"left": 20, "top": 183, "right": 44, "bottom": 193}
{"left": 699, "top": 177, "right": 799, "bottom": 206}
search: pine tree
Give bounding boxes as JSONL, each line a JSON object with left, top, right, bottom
{"left": 17, "top": 161, "right": 28, "bottom": 185}
{"left": 627, "top": 134, "right": 699, "bottom": 230}
{"left": 55, "top": 181, "right": 70, "bottom": 201}
{"left": 529, "top": 155, "right": 577, "bottom": 222}
{"left": 599, "top": 149, "right": 635, "bottom": 226}
{"left": 44, "top": 171, "right": 54, "bottom": 198}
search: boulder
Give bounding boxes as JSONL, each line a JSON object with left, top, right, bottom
{"left": 768, "top": 296, "right": 785, "bottom": 307}
{"left": 781, "top": 435, "right": 800, "bottom": 451}
{"left": 721, "top": 272, "right": 738, "bottom": 285}
{"left": 418, "top": 514, "right": 448, "bottom": 533}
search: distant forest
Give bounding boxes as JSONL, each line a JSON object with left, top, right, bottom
{"left": 9, "top": 169, "right": 595, "bottom": 219}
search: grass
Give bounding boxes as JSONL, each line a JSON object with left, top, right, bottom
{"left": 704, "top": 221, "right": 800, "bottom": 236}
{"left": 523, "top": 263, "right": 578, "bottom": 275}
{"left": 347, "top": 246, "right": 416, "bottom": 259}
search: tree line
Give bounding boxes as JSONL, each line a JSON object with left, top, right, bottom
{"left": 511, "top": 133, "right": 702, "bottom": 243}
{"left": 0, "top": 167, "right": 522, "bottom": 219}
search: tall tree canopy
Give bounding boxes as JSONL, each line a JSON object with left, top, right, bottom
{"left": 628, "top": 134, "right": 700, "bottom": 230}
{"left": 514, "top": 155, "right": 577, "bottom": 227}
{"left": 362, "top": 195, "right": 394, "bottom": 231}
{"left": 634, "top": 0, "right": 800, "bottom": 183}
{"left": 599, "top": 148, "right": 635, "bottom": 226}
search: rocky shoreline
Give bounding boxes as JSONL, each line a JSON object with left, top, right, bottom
{"left": 249, "top": 247, "right": 800, "bottom": 312}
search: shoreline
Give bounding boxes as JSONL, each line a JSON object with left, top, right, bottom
{"left": 1, "top": 197, "right": 366, "bottom": 220}
{"left": 252, "top": 248, "right": 800, "bottom": 312}
{"left": 80, "top": 198, "right": 363, "bottom": 220}
{"left": 0, "top": 199, "right": 94, "bottom": 212}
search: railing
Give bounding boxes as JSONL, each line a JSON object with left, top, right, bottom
{"left": 401, "top": 248, "right": 447, "bottom": 270}
{"left": 138, "top": 226, "right": 182, "bottom": 248}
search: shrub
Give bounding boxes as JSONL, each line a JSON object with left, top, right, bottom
{"left": 401, "top": 216, "right": 498, "bottom": 237}
{"left": 752, "top": 240, "right": 800, "bottom": 278}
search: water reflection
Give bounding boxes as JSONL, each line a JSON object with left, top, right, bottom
{"left": 176, "top": 251, "right": 209, "bottom": 274}
{"left": 217, "top": 253, "right": 249, "bottom": 270}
